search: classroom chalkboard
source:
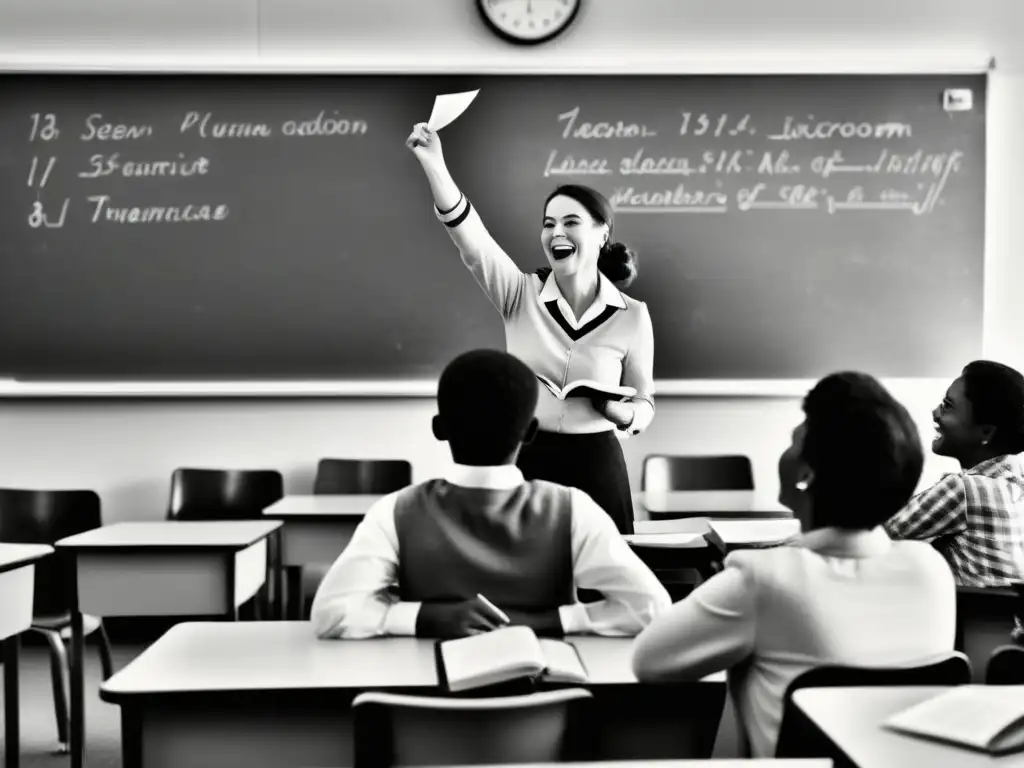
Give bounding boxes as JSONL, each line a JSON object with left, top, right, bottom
{"left": 0, "top": 73, "right": 985, "bottom": 383}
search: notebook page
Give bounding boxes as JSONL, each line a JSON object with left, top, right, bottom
{"left": 440, "top": 626, "right": 545, "bottom": 691}
{"left": 885, "top": 686, "right": 1024, "bottom": 749}
{"left": 538, "top": 639, "right": 588, "bottom": 683}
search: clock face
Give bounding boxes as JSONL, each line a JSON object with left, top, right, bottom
{"left": 477, "top": 0, "right": 581, "bottom": 44}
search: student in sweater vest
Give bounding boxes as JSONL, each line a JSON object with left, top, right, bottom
{"left": 311, "top": 349, "right": 670, "bottom": 640}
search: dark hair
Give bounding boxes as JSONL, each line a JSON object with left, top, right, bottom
{"left": 961, "top": 360, "right": 1024, "bottom": 454}
{"left": 544, "top": 184, "right": 639, "bottom": 289}
{"left": 436, "top": 349, "right": 538, "bottom": 464}
{"left": 801, "top": 372, "right": 924, "bottom": 530}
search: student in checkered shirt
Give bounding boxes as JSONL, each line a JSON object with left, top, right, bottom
{"left": 884, "top": 360, "right": 1024, "bottom": 641}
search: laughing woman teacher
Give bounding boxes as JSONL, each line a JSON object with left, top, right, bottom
{"left": 407, "top": 123, "right": 655, "bottom": 535}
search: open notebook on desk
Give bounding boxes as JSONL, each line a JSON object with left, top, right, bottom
{"left": 436, "top": 625, "right": 588, "bottom": 693}
{"left": 884, "top": 685, "right": 1024, "bottom": 755}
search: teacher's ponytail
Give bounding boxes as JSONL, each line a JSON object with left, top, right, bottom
{"left": 598, "top": 241, "right": 639, "bottom": 290}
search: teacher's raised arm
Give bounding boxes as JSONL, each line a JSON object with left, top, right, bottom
{"left": 406, "top": 122, "right": 527, "bottom": 319}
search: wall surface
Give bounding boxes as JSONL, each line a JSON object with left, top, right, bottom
{"left": 1, "top": 1, "right": 1021, "bottom": 522}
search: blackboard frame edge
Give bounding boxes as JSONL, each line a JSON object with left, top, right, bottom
{"left": 0, "top": 53, "right": 995, "bottom": 76}
{"left": 0, "top": 377, "right": 954, "bottom": 400}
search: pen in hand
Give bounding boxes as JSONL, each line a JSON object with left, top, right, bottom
{"left": 476, "top": 593, "right": 511, "bottom": 626}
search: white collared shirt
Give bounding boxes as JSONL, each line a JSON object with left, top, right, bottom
{"left": 435, "top": 195, "right": 655, "bottom": 436}
{"left": 310, "top": 463, "right": 670, "bottom": 639}
{"left": 631, "top": 526, "right": 956, "bottom": 757}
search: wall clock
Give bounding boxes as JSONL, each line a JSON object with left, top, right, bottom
{"left": 476, "top": 0, "right": 582, "bottom": 45}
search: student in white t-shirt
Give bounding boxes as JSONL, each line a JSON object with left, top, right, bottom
{"left": 631, "top": 371, "right": 957, "bottom": 757}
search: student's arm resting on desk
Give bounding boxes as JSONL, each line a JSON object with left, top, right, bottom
{"left": 631, "top": 552, "right": 757, "bottom": 681}
{"left": 883, "top": 473, "right": 967, "bottom": 542}
{"left": 561, "top": 489, "right": 671, "bottom": 636}
{"left": 618, "top": 301, "right": 656, "bottom": 435}
{"left": 309, "top": 493, "right": 420, "bottom": 639}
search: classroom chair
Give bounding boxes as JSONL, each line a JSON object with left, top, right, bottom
{"left": 641, "top": 454, "right": 754, "bottom": 493}
{"left": 313, "top": 458, "right": 412, "bottom": 495}
{"left": 955, "top": 584, "right": 1021, "bottom": 682}
{"left": 167, "top": 468, "right": 284, "bottom": 618}
{"left": 985, "top": 645, "right": 1024, "bottom": 684}
{"left": 774, "top": 651, "right": 972, "bottom": 758}
{"left": 0, "top": 488, "right": 114, "bottom": 752}
{"left": 351, "top": 688, "right": 593, "bottom": 768}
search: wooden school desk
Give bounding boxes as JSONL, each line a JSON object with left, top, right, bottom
{"left": 100, "top": 621, "right": 728, "bottom": 768}
{"left": 634, "top": 490, "right": 792, "bottom": 520}
{"left": 793, "top": 686, "right": 1024, "bottom": 768}
{"left": 262, "top": 494, "right": 381, "bottom": 619}
{"left": 54, "top": 520, "right": 283, "bottom": 768}
{"left": 0, "top": 543, "right": 53, "bottom": 768}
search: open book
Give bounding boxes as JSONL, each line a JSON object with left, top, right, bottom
{"left": 436, "top": 625, "right": 589, "bottom": 693}
{"left": 536, "top": 374, "right": 636, "bottom": 402}
{"left": 883, "top": 685, "right": 1024, "bottom": 755}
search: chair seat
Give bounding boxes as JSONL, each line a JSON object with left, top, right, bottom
{"left": 32, "top": 613, "right": 102, "bottom": 638}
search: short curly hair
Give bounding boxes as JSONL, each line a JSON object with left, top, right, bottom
{"left": 801, "top": 372, "right": 924, "bottom": 529}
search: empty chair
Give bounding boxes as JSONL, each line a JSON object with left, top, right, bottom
{"left": 0, "top": 488, "right": 114, "bottom": 752}
{"left": 986, "top": 644, "right": 1024, "bottom": 684}
{"left": 955, "top": 585, "right": 1021, "bottom": 681}
{"left": 774, "top": 651, "right": 972, "bottom": 758}
{"left": 351, "top": 688, "right": 593, "bottom": 768}
{"left": 642, "top": 454, "right": 754, "bottom": 492}
{"left": 167, "top": 467, "right": 284, "bottom": 520}
{"left": 167, "top": 468, "right": 283, "bottom": 617}
{"left": 313, "top": 459, "right": 412, "bottom": 495}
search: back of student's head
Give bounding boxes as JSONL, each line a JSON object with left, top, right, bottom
{"left": 960, "top": 360, "right": 1024, "bottom": 455}
{"left": 435, "top": 349, "right": 538, "bottom": 465}
{"left": 801, "top": 371, "right": 924, "bottom": 530}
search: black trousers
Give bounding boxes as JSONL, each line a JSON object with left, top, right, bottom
{"left": 516, "top": 429, "right": 635, "bottom": 535}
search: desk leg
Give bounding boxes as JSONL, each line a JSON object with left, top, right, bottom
{"left": 70, "top": 610, "right": 85, "bottom": 768}
{"left": 286, "top": 566, "right": 304, "bottom": 620}
{"left": 3, "top": 635, "right": 20, "bottom": 768}
{"left": 274, "top": 529, "right": 284, "bottom": 621}
{"left": 120, "top": 708, "right": 142, "bottom": 768}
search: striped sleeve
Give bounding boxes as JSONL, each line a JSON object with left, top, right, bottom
{"left": 434, "top": 194, "right": 526, "bottom": 320}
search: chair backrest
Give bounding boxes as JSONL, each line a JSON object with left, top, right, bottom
{"left": 351, "top": 688, "right": 593, "bottom": 768}
{"left": 0, "top": 488, "right": 102, "bottom": 617}
{"left": 955, "top": 585, "right": 1021, "bottom": 681}
{"left": 774, "top": 651, "right": 972, "bottom": 757}
{"left": 986, "top": 644, "right": 1024, "bottom": 684}
{"left": 167, "top": 468, "right": 283, "bottom": 520}
{"left": 313, "top": 458, "right": 412, "bottom": 495}
{"left": 642, "top": 454, "right": 754, "bottom": 492}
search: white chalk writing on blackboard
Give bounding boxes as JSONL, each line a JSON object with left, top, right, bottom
{"left": 281, "top": 112, "right": 368, "bottom": 136}
{"left": 80, "top": 114, "right": 154, "bottom": 141}
{"left": 767, "top": 116, "right": 912, "bottom": 141}
{"left": 557, "top": 106, "right": 656, "bottom": 140}
{"left": 679, "top": 112, "right": 753, "bottom": 138}
{"left": 543, "top": 149, "right": 612, "bottom": 177}
{"left": 87, "top": 195, "right": 229, "bottom": 224}
{"left": 180, "top": 112, "right": 272, "bottom": 139}
{"left": 78, "top": 153, "right": 210, "bottom": 179}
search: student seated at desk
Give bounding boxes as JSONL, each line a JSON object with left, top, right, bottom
{"left": 630, "top": 372, "right": 956, "bottom": 758}
{"left": 310, "top": 349, "right": 670, "bottom": 640}
{"left": 884, "top": 360, "right": 1024, "bottom": 589}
